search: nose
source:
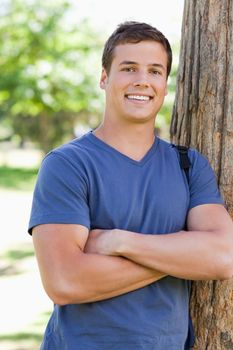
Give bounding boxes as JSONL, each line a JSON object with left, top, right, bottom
{"left": 133, "top": 72, "right": 150, "bottom": 88}
{"left": 133, "top": 81, "right": 150, "bottom": 88}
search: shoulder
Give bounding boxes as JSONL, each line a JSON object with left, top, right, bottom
{"left": 41, "top": 131, "right": 95, "bottom": 172}
{"left": 158, "top": 141, "right": 223, "bottom": 207}
{"left": 157, "top": 138, "right": 216, "bottom": 181}
{"left": 158, "top": 138, "right": 209, "bottom": 167}
{"left": 186, "top": 148, "right": 214, "bottom": 178}
{"left": 34, "top": 133, "right": 97, "bottom": 192}
{"left": 49, "top": 131, "right": 94, "bottom": 160}
{"left": 156, "top": 138, "right": 191, "bottom": 162}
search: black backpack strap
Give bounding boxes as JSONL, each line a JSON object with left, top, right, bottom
{"left": 175, "top": 145, "right": 191, "bottom": 184}
{"left": 173, "top": 145, "right": 195, "bottom": 349}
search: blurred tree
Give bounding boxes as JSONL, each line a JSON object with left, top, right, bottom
{"left": 0, "top": 0, "right": 103, "bottom": 153}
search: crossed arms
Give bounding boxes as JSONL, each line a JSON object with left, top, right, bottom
{"left": 32, "top": 203, "right": 233, "bottom": 305}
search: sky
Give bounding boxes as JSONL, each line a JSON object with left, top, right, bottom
{"left": 73, "top": 0, "right": 185, "bottom": 44}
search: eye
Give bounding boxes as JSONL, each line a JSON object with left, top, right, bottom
{"left": 122, "top": 67, "right": 136, "bottom": 72}
{"left": 150, "top": 70, "right": 162, "bottom": 75}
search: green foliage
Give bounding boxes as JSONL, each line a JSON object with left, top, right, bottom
{"left": 0, "top": 0, "right": 180, "bottom": 150}
{"left": 0, "top": 166, "right": 38, "bottom": 191}
{"left": 0, "top": 0, "right": 104, "bottom": 152}
{"left": 156, "top": 43, "right": 179, "bottom": 139}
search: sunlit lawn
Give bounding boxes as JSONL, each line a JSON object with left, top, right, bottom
{"left": 0, "top": 164, "right": 52, "bottom": 350}
{"left": 0, "top": 239, "right": 51, "bottom": 350}
{"left": 0, "top": 311, "right": 50, "bottom": 350}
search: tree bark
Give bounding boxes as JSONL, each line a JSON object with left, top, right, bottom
{"left": 170, "top": 0, "right": 233, "bottom": 349}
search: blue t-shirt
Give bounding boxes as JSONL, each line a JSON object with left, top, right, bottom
{"left": 29, "top": 132, "right": 223, "bottom": 350}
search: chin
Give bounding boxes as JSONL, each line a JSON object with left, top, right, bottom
{"left": 125, "top": 114, "right": 155, "bottom": 124}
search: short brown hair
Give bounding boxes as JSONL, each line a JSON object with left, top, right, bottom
{"left": 102, "top": 21, "right": 172, "bottom": 77}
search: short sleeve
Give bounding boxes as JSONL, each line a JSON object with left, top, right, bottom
{"left": 28, "top": 152, "right": 90, "bottom": 234}
{"left": 188, "top": 150, "right": 224, "bottom": 210}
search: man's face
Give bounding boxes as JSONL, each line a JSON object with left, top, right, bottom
{"left": 100, "top": 41, "right": 168, "bottom": 125}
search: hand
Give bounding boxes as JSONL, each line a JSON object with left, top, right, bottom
{"left": 84, "top": 229, "right": 118, "bottom": 256}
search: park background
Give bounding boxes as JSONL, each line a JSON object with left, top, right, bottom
{"left": 0, "top": 1, "right": 184, "bottom": 349}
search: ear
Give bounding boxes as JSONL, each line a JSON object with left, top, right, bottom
{"left": 100, "top": 68, "right": 108, "bottom": 90}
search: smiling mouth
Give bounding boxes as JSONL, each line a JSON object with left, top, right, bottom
{"left": 125, "top": 94, "right": 153, "bottom": 101}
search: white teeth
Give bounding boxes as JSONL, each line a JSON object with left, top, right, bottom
{"left": 127, "top": 95, "right": 150, "bottom": 101}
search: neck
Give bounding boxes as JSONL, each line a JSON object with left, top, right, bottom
{"left": 94, "top": 118, "right": 156, "bottom": 161}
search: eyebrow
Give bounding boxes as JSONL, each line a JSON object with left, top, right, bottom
{"left": 119, "top": 61, "right": 166, "bottom": 71}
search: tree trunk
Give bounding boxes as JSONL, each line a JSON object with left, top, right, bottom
{"left": 170, "top": 0, "right": 233, "bottom": 349}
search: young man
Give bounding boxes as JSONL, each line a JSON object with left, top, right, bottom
{"left": 29, "top": 22, "right": 233, "bottom": 350}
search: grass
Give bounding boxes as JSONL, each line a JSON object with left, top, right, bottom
{"left": 0, "top": 166, "right": 38, "bottom": 191}
{"left": 4, "top": 246, "right": 35, "bottom": 262}
{"left": 0, "top": 178, "right": 51, "bottom": 350}
{"left": 0, "top": 243, "right": 35, "bottom": 277}
{"left": 0, "top": 241, "right": 51, "bottom": 349}
{"left": 0, "top": 311, "right": 50, "bottom": 350}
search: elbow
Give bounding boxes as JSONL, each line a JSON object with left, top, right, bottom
{"left": 44, "top": 281, "right": 86, "bottom": 306}
{"left": 214, "top": 251, "right": 233, "bottom": 280}
{"left": 217, "top": 269, "right": 233, "bottom": 281}
{"left": 43, "top": 283, "right": 69, "bottom": 306}
{"left": 219, "top": 266, "right": 233, "bottom": 281}
{"left": 48, "top": 288, "right": 85, "bottom": 306}
{"left": 211, "top": 231, "right": 233, "bottom": 280}
{"left": 54, "top": 287, "right": 90, "bottom": 305}
{"left": 48, "top": 290, "right": 70, "bottom": 306}
{"left": 41, "top": 262, "right": 91, "bottom": 305}
{"left": 36, "top": 273, "right": 71, "bottom": 305}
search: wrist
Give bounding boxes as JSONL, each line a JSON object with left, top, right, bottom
{"left": 108, "top": 229, "right": 121, "bottom": 255}
{"left": 113, "top": 229, "right": 133, "bottom": 256}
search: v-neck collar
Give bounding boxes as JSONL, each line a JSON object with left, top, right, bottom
{"left": 87, "top": 131, "right": 159, "bottom": 167}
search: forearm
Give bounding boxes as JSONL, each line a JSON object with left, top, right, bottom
{"left": 41, "top": 250, "right": 165, "bottom": 305}
{"left": 112, "top": 229, "right": 232, "bottom": 280}
{"left": 33, "top": 224, "right": 165, "bottom": 306}
{"left": 68, "top": 252, "right": 165, "bottom": 304}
